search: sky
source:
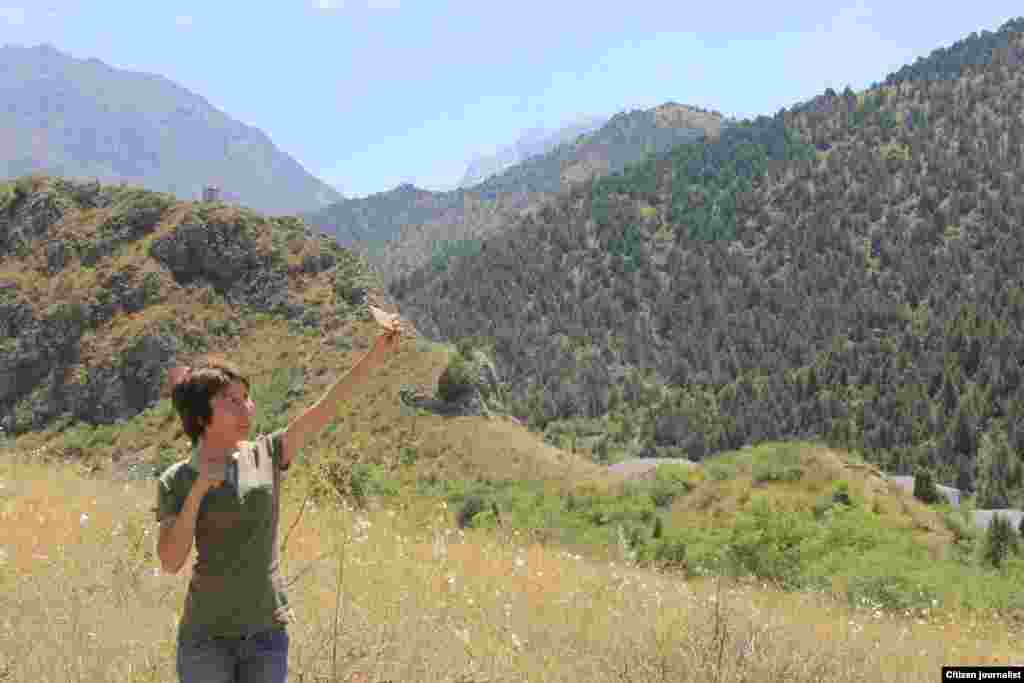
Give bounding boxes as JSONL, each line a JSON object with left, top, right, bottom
{"left": 0, "top": 1, "right": 1021, "bottom": 198}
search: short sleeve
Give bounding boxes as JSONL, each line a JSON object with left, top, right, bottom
{"left": 268, "top": 428, "right": 289, "bottom": 472}
{"left": 154, "top": 470, "right": 184, "bottom": 523}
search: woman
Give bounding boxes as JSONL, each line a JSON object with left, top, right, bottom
{"left": 156, "top": 307, "right": 406, "bottom": 683}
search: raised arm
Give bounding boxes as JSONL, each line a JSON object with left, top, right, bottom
{"left": 279, "top": 332, "right": 397, "bottom": 469}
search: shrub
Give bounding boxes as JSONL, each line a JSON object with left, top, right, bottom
{"left": 846, "top": 572, "right": 938, "bottom": 611}
{"left": 438, "top": 350, "right": 476, "bottom": 403}
{"left": 349, "top": 462, "right": 399, "bottom": 508}
{"left": 752, "top": 460, "right": 804, "bottom": 484}
{"left": 727, "top": 499, "right": 813, "bottom": 587}
{"left": 942, "top": 510, "right": 975, "bottom": 544}
{"left": 832, "top": 480, "right": 853, "bottom": 506}
{"left": 0, "top": 182, "right": 15, "bottom": 212}
{"left": 455, "top": 336, "right": 487, "bottom": 359}
{"left": 141, "top": 271, "right": 162, "bottom": 304}
{"left": 458, "top": 494, "right": 488, "bottom": 529}
{"left": 653, "top": 535, "right": 687, "bottom": 568}
{"left": 103, "top": 192, "right": 173, "bottom": 236}
{"left": 398, "top": 446, "right": 418, "bottom": 466}
{"left": 913, "top": 467, "right": 941, "bottom": 504}
{"left": 647, "top": 463, "right": 695, "bottom": 507}
{"left": 706, "top": 460, "right": 737, "bottom": 481}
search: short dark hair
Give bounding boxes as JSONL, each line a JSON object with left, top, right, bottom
{"left": 170, "top": 356, "right": 250, "bottom": 446}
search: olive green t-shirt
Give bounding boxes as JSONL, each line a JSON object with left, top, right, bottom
{"left": 155, "top": 429, "right": 295, "bottom": 640}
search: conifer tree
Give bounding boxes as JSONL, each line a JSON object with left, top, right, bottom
{"left": 977, "top": 426, "right": 1014, "bottom": 508}
{"left": 983, "top": 513, "right": 1018, "bottom": 569}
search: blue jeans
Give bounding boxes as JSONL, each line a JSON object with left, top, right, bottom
{"left": 177, "top": 627, "right": 289, "bottom": 683}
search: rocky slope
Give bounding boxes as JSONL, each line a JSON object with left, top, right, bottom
{"left": 0, "top": 174, "right": 374, "bottom": 434}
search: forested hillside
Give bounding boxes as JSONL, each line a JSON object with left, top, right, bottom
{"left": 391, "top": 18, "right": 1024, "bottom": 509}
{"left": 303, "top": 103, "right": 721, "bottom": 288}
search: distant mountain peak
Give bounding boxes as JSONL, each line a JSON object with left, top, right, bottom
{"left": 458, "top": 114, "right": 610, "bottom": 188}
{"left": 0, "top": 43, "right": 342, "bottom": 214}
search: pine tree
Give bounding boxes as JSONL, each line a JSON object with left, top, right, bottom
{"left": 977, "top": 426, "right": 1014, "bottom": 508}
{"left": 983, "top": 513, "right": 1018, "bottom": 569}
{"left": 956, "top": 459, "right": 974, "bottom": 494}
{"left": 948, "top": 406, "right": 975, "bottom": 457}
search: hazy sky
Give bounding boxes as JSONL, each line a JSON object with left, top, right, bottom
{"left": 1, "top": 2, "right": 1020, "bottom": 198}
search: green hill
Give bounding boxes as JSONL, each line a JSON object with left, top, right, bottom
{"left": 390, "top": 17, "right": 1024, "bottom": 513}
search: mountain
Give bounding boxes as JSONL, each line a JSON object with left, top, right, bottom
{"left": 303, "top": 102, "right": 724, "bottom": 286}
{"left": 0, "top": 43, "right": 343, "bottom": 216}
{"left": 0, "top": 172, "right": 612, "bottom": 498}
{"left": 389, "top": 17, "right": 1024, "bottom": 509}
{"left": 458, "top": 114, "right": 609, "bottom": 188}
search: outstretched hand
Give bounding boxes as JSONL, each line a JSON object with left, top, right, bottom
{"left": 369, "top": 306, "right": 407, "bottom": 358}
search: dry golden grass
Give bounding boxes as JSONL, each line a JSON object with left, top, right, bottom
{"left": 1, "top": 449, "right": 1020, "bottom": 683}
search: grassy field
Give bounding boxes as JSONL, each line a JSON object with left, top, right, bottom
{"left": 1, "top": 437, "right": 1022, "bottom": 683}
{"left": 2, "top": 294, "right": 1022, "bottom": 681}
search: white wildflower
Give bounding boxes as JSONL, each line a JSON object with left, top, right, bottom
{"left": 79, "top": 513, "right": 89, "bottom": 527}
